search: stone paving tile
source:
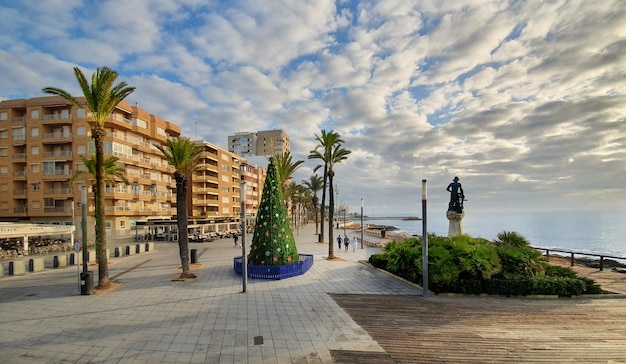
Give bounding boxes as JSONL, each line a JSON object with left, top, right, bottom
{"left": 0, "top": 224, "right": 418, "bottom": 363}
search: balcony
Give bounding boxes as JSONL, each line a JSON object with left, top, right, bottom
{"left": 42, "top": 113, "right": 72, "bottom": 124}
{"left": 13, "top": 207, "right": 28, "bottom": 214}
{"left": 13, "top": 171, "right": 26, "bottom": 178}
{"left": 13, "top": 189, "right": 27, "bottom": 196}
{"left": 43, "top": 169, "right": 72, "bottom": 180}
{"left": 44, "top": 187, "right": 73, "bottom": 195}
{"left": 12, "top": 116, "right": 25, "bottom": 123}
{"left": 43, "top": 150, "right": 73, "bottom": 158}
{"left": 44, "top": 206, "right": 71, "bottom": 213}
{"left": 42, "top": 132, "right": 72, "bottom": 144}
{"left": 12, "top": 153, "right": 26, "bottom": 160}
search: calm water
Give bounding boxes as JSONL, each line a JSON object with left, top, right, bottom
{"left": 364, "top": 210, "right": 626, "bottom": 257}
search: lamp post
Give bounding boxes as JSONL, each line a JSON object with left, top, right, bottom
{"left": 240, "top": 181, "right": 247, "bottom": 293}
{"left": 421, "top": 179, "right": 428, "bottom": 298}
{"left": 342, "top": 208, "right": 346, "bottom": 237}
{"left": 360, "top": 198, "right": 364, "bottom": 249}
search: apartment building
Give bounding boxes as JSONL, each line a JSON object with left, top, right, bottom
{"left": 189, "top": 140, "right": 242, "bottom": 220}
{"left": 228, "top": 129, "right": 290, "bottom": 157}
{"left": 239, "top": 160, "right": 266, "bottom": 220}
{"left": 0, "top": 96, "right": 181, "bottom": 244}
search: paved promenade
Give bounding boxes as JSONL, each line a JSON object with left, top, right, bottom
{"left": 1, "top": 223, "right": 626, "bottom": 363}
{"left": 0, "top": 224, "right": 417, "bottom": 363}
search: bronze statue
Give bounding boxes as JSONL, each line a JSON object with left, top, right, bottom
{"left": 446, "top": 176, "right": 465, "bottom": 213}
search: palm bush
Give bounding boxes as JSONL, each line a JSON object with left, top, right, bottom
{"left": 370, "top": 230, "right": 600, "bottom": 297}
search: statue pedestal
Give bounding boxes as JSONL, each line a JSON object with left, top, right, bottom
{"left": 446, "top": 210, "right": 465, "bottom": 237}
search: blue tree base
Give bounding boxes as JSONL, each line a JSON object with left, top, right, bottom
{"left": 234, "top": 254, "right": 314, "bottom": 280}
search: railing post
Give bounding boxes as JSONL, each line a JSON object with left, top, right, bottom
{"left": 600, "top": 256, "right": 604, "bottom": 271}
{"left": 570, "top": 253, "right": 575, "bottom": 267}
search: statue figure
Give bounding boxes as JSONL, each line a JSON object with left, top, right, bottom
{"left": 446, "top": 176, "right": 465, "bottom": 213}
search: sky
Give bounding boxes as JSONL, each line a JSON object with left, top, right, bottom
{"left": 1, "top": 0, "right": 625, "bottom": 217}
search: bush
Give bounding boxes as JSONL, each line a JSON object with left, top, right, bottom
{"left": 372, "top": 231, "right": 600, "bottom": 297}
{"left": 368, "top": 253, "right": 388, "bottom": 269}
{"left": 494, "top": 231, "right": 544, "bottom": 278}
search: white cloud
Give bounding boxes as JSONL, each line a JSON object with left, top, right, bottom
{"left": 2, "top": 0, "right": 625, "bottom": 216}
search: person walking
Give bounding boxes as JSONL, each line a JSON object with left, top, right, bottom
{"left": 344, "top": 234, "right": 350, "bottom": 251}
{"left": 233, "top": 234, "right": 239, "bottom": 247}
{"left": 337, "top": 235, "right": 342, "bottom": 250}
{"left": 351, "top": 236, "right": 358, "bottom": 252}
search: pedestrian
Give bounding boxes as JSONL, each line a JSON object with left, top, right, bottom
{"left": 344, "top": 234, "right": 349, "bottom": 251}
{"left": 233, "top": 234, "right": 239, "bottom": 247}
{"left": 351, "top": 236, "right": 358, "bottom": 252}
{"left": 337, "top": 235, "right": 342, "bottom": 250}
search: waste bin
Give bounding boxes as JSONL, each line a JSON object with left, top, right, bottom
{"left": 80, "top": 271, "right": 94, "bottom": 295}
{"left": 190, "top": 249, "right": 197, "bottom": 264}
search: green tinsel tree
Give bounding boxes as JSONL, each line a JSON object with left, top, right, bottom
{"left": 248, "top": 157, "right": 300, "bottom": 266}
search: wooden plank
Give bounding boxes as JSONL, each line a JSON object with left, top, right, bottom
{"left": 330, "top": 293, "right": 626, "bottom": 363}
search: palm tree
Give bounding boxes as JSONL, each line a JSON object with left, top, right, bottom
{"left": 302, "top": 174, "right": 323, "bottom": 235}
{"left": 325, "top": 143, "right": 351, "bottom": 257}
{"left": 308, "top": 130, "right": 335, "bottom": 245}
{"left": 272, "top": 152, "right": 304, "bottom": 197}
{"left": 43, "top": 66, "right": 135, "bottom": 288}
{"left": 70, "top": 155, "right": 129, "bottom": 188}
{"left": 155, "top": 137, "right": 202, "bottom": 279}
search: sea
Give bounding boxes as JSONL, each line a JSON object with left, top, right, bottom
{"left": 362, "top": 210, "right": 626, "bottom": 258}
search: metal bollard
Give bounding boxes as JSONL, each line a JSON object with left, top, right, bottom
{"left": 190, "top": 249, "right": 197, "bottom": 264}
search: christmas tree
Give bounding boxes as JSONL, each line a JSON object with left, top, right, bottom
{"left": 248, "top": 157, "right": 300, "bottom": 266}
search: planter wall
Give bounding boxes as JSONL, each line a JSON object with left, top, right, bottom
{"left": 234, "top": 254, "right": 314, "bottom": 280}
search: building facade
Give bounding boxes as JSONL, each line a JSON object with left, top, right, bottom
{"left": 228, "top": 129, "right": 290, "bottom": 157}
{"left": 0, "top": 96, "right": 181, "bottom": 244}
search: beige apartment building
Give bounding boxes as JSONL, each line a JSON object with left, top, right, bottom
{"left": 183, "top": 141, "right": 265, "bottom": 237}
{"left": 228, "top": 129, "right": 290, "bottom": 157}
{"left": 0, "top": 96, "right": 181, "bottom": 244}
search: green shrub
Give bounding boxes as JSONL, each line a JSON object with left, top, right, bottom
{"left": 368, "top": 253, "right": 388, "bottom": 269}
{"left": 374, "top": 232, "right": 600, "bottom": 297}
{"left": 494, "top": 231, "right": 544, "bottom": 278}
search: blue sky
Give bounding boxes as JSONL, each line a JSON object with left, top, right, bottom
{"left": 1, "top": 0, "right": 625, "bottom": 216}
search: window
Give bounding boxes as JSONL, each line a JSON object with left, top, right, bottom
{"left": 77, "top": 126, "right": 86, "bottom": 136}
{"left": 120, "top": 221, "right": 126, "bottom": 228}
{"left": 77, "top": 145, "right": 86, "bottom": 154}
{"left": 221, "top": 165, "right": 229, "bottom": 172}
{"left": 31, "top": 109, "right": 39, "bottom": 118}
{"left": 0, "top": 147, "right": 7, "bottom": 157}
{"left": 221, "top": 175, "right": 229, "bottom": 182}
{"left": 31, "top": 127, "right": 39, "bottom": 137}
{"left": 0, "top": 129, "right": 7, "bottom": 139}
{"left": 32, "top": 201, "right": 41, "bottom": 210}
{"left": 222, "top": 196, "right": 229, "bottom": 203}
{"left": 31, "top": 183, "right": 40, "bottom": 191}
{"left": 0, "top": 202, "right": 7, "bottom": 210}
{"left": 135, "top": 118, "right": 148, "bottom": 129}
{"left": 0, "top": 112, "right": 7, "bottom": 121}
{"left": 0, "top": 184, "right": 7, "bottom": 192}
{"left": 31, "top": 146, "right": 39, "bottom": 155}
{"left": 221, "top": 186, "right": 229, "bottom": 192}
{"left": 156, "top": 127, "right": 166, "bottom": 136}
{"left": 105, "top": 221, "right": 111, "bottom": 229}
{"left": 0, "top": 166, "right": 7, "bottom": 174}
{"left": 77, "top": 108, "right": 85, "bottom": 117}
{"left": 30, "top": 164, "right": 40, "bottom": 173}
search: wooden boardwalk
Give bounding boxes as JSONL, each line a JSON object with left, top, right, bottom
{"left": 330, "top": 293, "right": 626, "bottom": 363}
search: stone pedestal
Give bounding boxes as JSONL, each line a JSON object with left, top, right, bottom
{"left": 446, "top": 210, "right": 465, "bottom": 237}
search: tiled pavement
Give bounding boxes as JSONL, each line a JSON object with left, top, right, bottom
{"left": 3, "top": 224, "right": 626, "bottom": 364}
{"left": 0, "top": 224, "right": 420, "bottom": 364}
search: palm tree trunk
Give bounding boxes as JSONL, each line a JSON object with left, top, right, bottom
{"left": 328, "top": 169, "right": 335, "bottom": 259}
{"left": 319, "top": 164, "right": 328, "bottom": 243}
{"left": 177, "top": 177, "right": 194, "bottom": 278}
{"left": 93, "top": 128, "right": 109, "bottom": 288}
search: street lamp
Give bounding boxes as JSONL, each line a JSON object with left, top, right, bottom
{"left": 360, "top": 198, "right": 364, "bottom": 249}
{"left": 342, "top": 208, "right": 346, "bottom": 237}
